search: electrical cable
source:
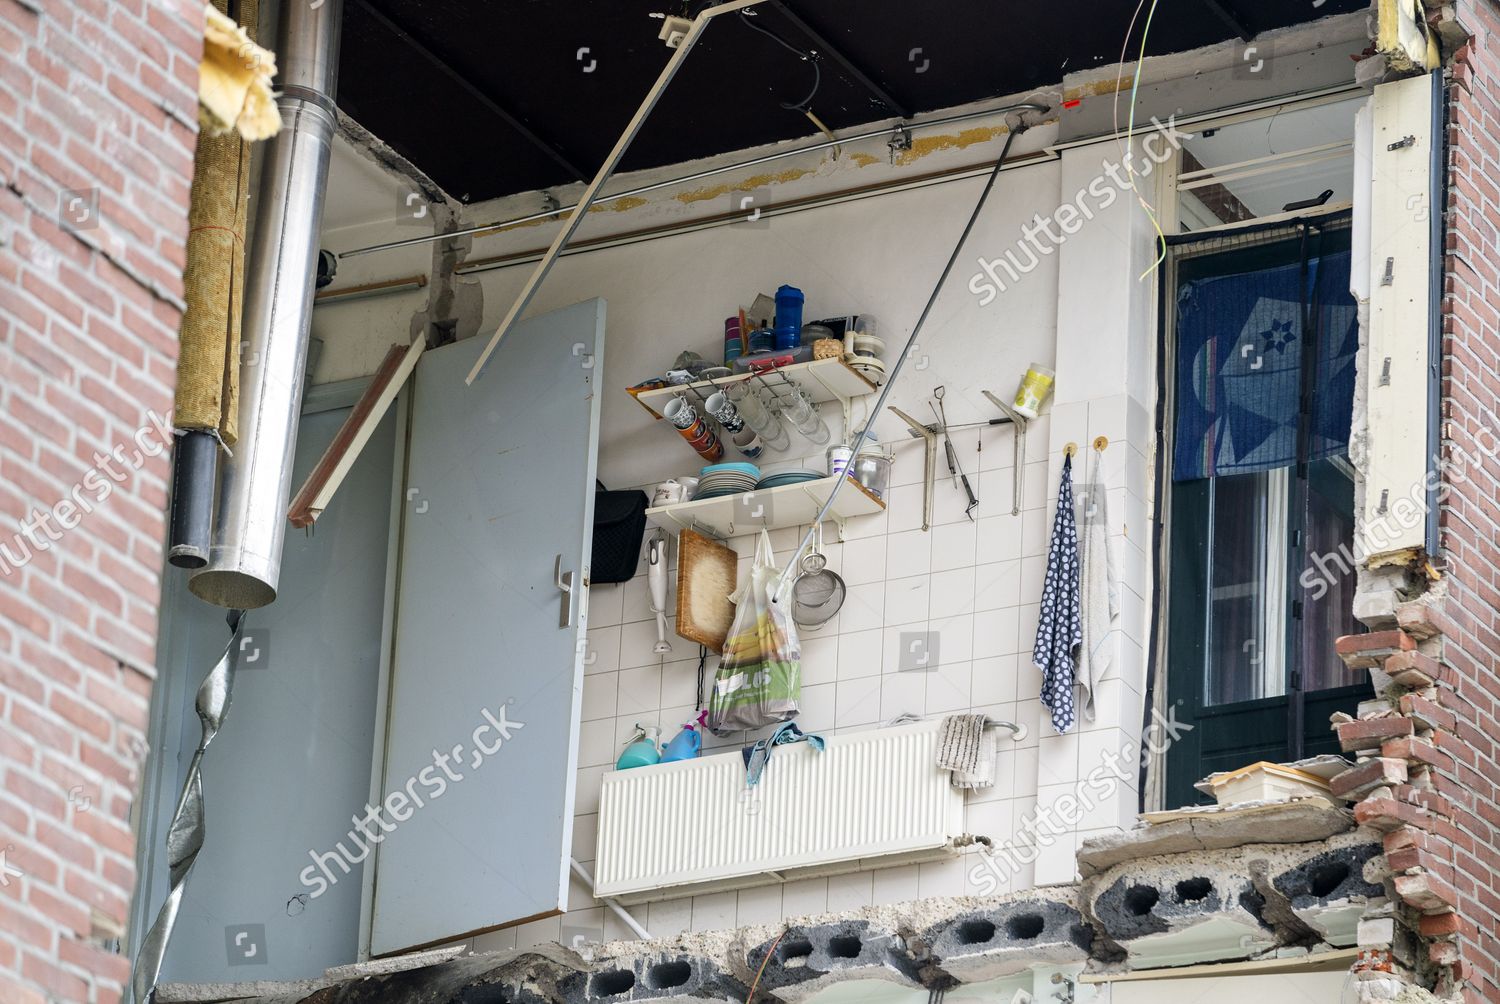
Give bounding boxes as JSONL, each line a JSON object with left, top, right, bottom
{"left": 775, "top": 121, "right": 1027, "bottom": 598}
{"left": 1113, "top": 0, "right": 1169, "bottom": 280}
{"left": 739, "top": 9, "right": 821, "bottom": 112}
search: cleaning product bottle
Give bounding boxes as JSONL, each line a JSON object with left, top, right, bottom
{"left": 616, "top": 725, "right": 662, "bottom": 770}
{"left": 660, "top": 712, "right": 707, "bottom": 763}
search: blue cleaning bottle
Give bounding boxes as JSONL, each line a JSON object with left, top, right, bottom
{"left": 660, "top": 712, "right": 708, "bottom": 763}
{"left": 616, "top": 725, "right": 662, "bottom": 770}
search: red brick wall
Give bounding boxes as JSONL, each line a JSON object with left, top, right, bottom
{"left": 1438, "top": 2, "right": 1500, "bottom": 1000}
{"left": 0, "top": 1, "right": 200, "bottom": 1001}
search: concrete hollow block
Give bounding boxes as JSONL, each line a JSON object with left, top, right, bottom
{"left": 741, "top": 920, "right": 922, "bottom": 1003}
{"left": 1087, "top": 860, "right": 1274, "bottom": 969}
{"left": 562, "top": 952, "right": 746, "bottom": 1003}
{"left": 920, "top": 893, "right": 1092, "bottom": 984}
{"left": 1271, "top": 838, "right": 1385, "bottom": 947}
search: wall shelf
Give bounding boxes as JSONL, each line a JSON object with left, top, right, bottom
{"left": 646, "top": 475, "right": 885, "bottom": 540}
{"left": 629, "top": 356, "right": 878, "bottom": 421}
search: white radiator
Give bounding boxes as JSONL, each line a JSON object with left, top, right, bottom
{"left": 594, "top": 720, "right": 964, "bottom": 903}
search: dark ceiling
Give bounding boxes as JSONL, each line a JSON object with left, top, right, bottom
{"left": 336, "top": 0, "right": 1367, "bottom": 204}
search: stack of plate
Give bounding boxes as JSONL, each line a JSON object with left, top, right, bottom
{"left": 695, "top": 462, "right": 761, "bottom": 499}
{"left": 756, "top": 469, "right": 824, "bottom": 490}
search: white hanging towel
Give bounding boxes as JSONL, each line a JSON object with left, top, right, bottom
{"left": 1074, "top": 450, "right": 1120, "bottom": 722}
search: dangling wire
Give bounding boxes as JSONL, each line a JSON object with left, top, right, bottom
{"left": 738, "top": 9, "right": 841, "bottom": 154}
{"left": 1113, "top": 0, "right": 1168, "bottom": 280}
{"left": 738, "top": 9, "right": 821, "bottom": 112}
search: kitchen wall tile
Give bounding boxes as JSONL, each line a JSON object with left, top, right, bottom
{"left": 616, "top": 664, "right": 663, "bottom": 716}
{"left": 930, "top": 566, "right": 977, "bottom": 617}
{"left": 690, "top": 890, "right": 738, "bottom": 932}
{"left": 973, "top": 606, "right": 1020, "bottom": 660}
{"left": 931, "top": 519, "right": 978, "bottom": 572}
{"left": 581, "top": 672, "right": 618, "bottom": 722}
{"left": 1037, "top": 731, "right": 1080, "bottom": 787}
{"left": 917, "top": 857, "right": 967, "bottom": 899}
{"left": 971, "top": 656, "right": 1018, "bottom": 706}
{"left": 840, "top": 535, "right": 888, "bottom": 585}
{"left": 798, "top": 683, "right": 836, "bottom": 733}
{"left": 925, "top": 659, "right": 972, "bottom": 714}
{"left": 559, "top": 907, "right": 605, "bottom": 948}
{"left": 928, "top": 612, "right": 974, "bottom": 667}
{"left": 885, "top": 529, "right": 931, "bottom": 580}
{"left": 801, "top": 635, "right": 839, "bottom": 686}
{"left": 620, "top": 617, "right": 671, "bottom": 670}
{"left": 571, "top": 812, "right": 598, "bottom": 863}
{"left": 826, "top": 871, "right": 874, "bottom": 913}
{"left": 871, "top": 863, "right": 919, "bottom": 904}
{"left": 471, "top": 927, "right": 517, "bottom": 953}
{"left": 836, "top": 628, "right": 883, "bottom": 680}
{"left": 514, "top": 913, "right": 563, "bottom": 949}
{"left": 884, "top": 574, "right": 930, "bottom": 626}
{"left": 834, "top": 677, "right": 882, "bottom": 728}
{"left": 586, "top": 624, "right": 621, "bottom": 676}
{"left": 736, "top": 884, "right": 784, "bottom": 927}
{"left": 577, "top": 718, "right": 617, "bottom": 768}
{"left": 886, "top": 482, "right": 925, "bottom": 534}
{"left": 976, "top": 514, "right": 1022, "bottom": 565}
{"left": 839, "top": 582, "right": 885, "bottom": 633}
{"left": 587, "top": 582, "right": 625, "bottom": 628}
{"left": 648, "top": 897, "right": 694, "bottom": 938}
{"left": 880, "top": 669, "right": 927, "bottom": 721}
{"left": 781, "top": 876, "right": 829, "bottom": 918}
{"left": 972, "top": 560, "right": 1020, "bottom": 612}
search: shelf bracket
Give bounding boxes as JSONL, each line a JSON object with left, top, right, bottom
{"left": 889, "top": 406, "right": 936, "bottom": 532}
{"left": 982, "top": 390, "right": 1029, "bottom": 517}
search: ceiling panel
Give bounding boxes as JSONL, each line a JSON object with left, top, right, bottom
{"left": 336, "top": 0, "right": 1368, "bottom": 204}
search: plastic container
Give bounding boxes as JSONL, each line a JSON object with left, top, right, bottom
{"left": 1012, "top": 363, "right": 1055, "bottom": 420}
{"left": 748, "top": 325, "right": 774, "bottom": 353}
{"left": 724, "top": 316, "right": 744, "bottom": 364}
{"left": 826, "top": 444, "right": 854, "bottom": 477}
{"left": 850, "top": 446, "right": 892, "bottom": 500}
{"left": 660, "top": 713, "right": 707, "bottom": 763}
{"left": 616, "top": 725, "right": 662, "bottom": 770}
{"left": 773, "top": 284, "right": 804, "bottom": 349}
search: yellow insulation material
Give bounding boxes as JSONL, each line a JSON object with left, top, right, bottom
{"left": 177, "top": 0, "right": 262, "bottom": 444}
{"left": 199, "top": 2, "right": 280, "bottom": 140}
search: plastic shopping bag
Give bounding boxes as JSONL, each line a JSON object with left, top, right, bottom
{"left": 708, "top": 530, "right": 802, "bottom": 734}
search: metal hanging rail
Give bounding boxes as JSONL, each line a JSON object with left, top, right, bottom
{"left": 337, "top": 102, "right": 1050, "bottom": 261}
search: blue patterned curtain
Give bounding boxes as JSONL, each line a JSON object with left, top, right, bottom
{"left": 1172, "top": 232, "right": 1357, "bottom": 482}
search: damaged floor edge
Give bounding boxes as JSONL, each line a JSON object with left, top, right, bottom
{"left": 153, "top": 800, "right": 1404, "bottom": 1004}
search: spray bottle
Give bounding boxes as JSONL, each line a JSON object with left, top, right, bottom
{"left": 661, "top": 711, "right": 708, "bottom": 763}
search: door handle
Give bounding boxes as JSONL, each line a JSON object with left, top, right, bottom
{"left": 554, "top": 555, "right": 574, "bottom": 628}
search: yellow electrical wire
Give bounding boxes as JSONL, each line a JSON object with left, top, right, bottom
{"left": 1115, "top": 0, "right": 1169, "bottom": 281}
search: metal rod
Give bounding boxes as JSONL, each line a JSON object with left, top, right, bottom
{"left": 351, "top": 0, "right": 586, "bottom": 182}
{"left": 776, "top": 125, "right": 1028, "bottom": 594}
{"left": 338, "top": 102, "right": 1049, "bottom": 260}
{"left": 766, "top": 0, "right": 911, "bottom": 118}
{"left": 313, "top": 273, "right": 427, "bottom": 303}
{"left": 464, "top": 0, "right": 768, "bottom": 385}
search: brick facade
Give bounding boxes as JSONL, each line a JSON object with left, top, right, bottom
{"left": 1335, "top": 3, "right": 1500, "bottom": 1000}
{"left": 1436, "top": 1, "right": 1500, "bottom": 1000}
{"left": 0, "top": 1, "right": 201, "bottom": 1002}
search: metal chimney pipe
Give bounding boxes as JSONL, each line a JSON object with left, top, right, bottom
{"left": 191, "top": 0, "right": 342, "bottom": 609}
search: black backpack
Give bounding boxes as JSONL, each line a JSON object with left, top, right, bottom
{"left": 591, "top": 481, "right": 649, "bottom": 584}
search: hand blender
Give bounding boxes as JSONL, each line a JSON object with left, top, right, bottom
{"left": 647, "top": 531, "right": 672, "bottom": 655}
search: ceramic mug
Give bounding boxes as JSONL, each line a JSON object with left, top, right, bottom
{"left": 663, "top": 396, "right": 698, "bottom": 430}
{"left": 652, "top": 479, "right": 685, "bottom": 506}
{"left": 704, "top": 391, "right": 745, "bottom": 433}
{"left": 732, "top": 427, "right": 764, "bottom": 460}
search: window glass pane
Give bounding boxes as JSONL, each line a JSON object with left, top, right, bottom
{"left": 1299, "top": 458, "right": 1364, "bottom": 691}
{"left": 1205, "top": 471, "right": 1288, "bottom": 705}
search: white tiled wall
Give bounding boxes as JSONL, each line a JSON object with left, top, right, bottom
{"left": 519, "top": 391, "right": 1150, "bottom": 947}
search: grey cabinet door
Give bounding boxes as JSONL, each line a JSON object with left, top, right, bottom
{"left": 370, "top": 299, "right": 605, "bottom": 955}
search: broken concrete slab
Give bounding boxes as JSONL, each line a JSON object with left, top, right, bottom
{"left": 561, "top": 949, "right": 747, "bottom": 1002}
{"left": 918, "top": 889, "right": 1092, "bottom": 984}
{"left": 1078, "top": 799, "right": 1355, "bottom": 877}
{"left": 734, "top": 919, "right": 920, "bottom": 1002}
{"left": 1271, "top": 836, "right": 1384, "bottom": 947}
{"left": 1086, "top": 856, "right": 1274, "bottom": 969}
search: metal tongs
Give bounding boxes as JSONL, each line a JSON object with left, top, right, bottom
{"left": 930, "top": 386, "right": 978, "bottom": 520}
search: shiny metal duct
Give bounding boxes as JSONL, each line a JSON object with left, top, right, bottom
{"left": 190, "top": 0, "right": 341, "bottom": 609}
